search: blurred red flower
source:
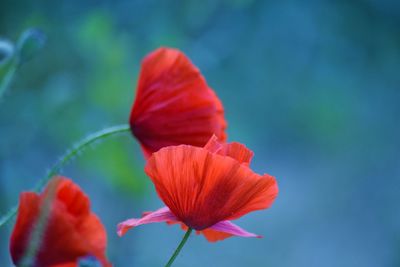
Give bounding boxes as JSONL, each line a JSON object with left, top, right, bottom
{"left": 10, "top": 177, "right": 111, "bottom": 267}
{"left": 118, "top": 135, "right": 278, "bottom": 242}
{"left": 130, "top": 47, "right": 227, "bottom": 158}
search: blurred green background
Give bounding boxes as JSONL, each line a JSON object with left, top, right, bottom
{"left": 1, "top": 0, "right": 400, "bottom": 266}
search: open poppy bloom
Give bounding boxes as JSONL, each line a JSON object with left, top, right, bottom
{"left": 117, "top": 136, "right": 278, "bottom": 242}
{"left": 10, "top": 177, "right": 111, "bottom": 267}
{"left": 130, "top": 47, "right": 227, "bottom": 158}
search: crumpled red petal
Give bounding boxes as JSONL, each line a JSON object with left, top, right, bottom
{"left": 204, "top": 135, "right": 254, "bottom": 165}
{"left": 130, "top": 47, "right": 227, "bottom": 157}
{"left": 145, "top": 140, "right": 278, "bottom": 230}
{"left": 118, "top": 136, "right": 278, "bottom": 243}
{"left": 9, "top": 177, "right": 111, "bottom": 267}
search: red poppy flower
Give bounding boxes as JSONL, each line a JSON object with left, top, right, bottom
{"left": 130, "top": 47, "right": 227, "bottom": 158}
{"left": 117, "top": 136, "right": 278, "bottom": 242}
{"left": 10, "top": 177, "right": 111, "bottom": 267}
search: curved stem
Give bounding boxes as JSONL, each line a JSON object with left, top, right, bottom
{"left": 0, "top": 124, "right": 131, "bottom": 227}
{"left": 34, "top": 124, "right": 131, "bottom": 192}
{"left": 165, "top": 228, "right": 193, "bottom": 267}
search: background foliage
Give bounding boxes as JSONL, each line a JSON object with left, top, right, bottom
{"left": 1, "top": 0, "right": 399, "bottom": 266}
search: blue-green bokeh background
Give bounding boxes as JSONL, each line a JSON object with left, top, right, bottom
{"left": 1, "top": 0, "right": 400, "bottom": 266}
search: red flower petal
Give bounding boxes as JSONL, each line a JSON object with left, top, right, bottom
{"left": 130, "top": 47, "right": 227, "bottom": 156}
{"left": 197, "top": 228, "right": 233, "bottom": 242}
{"left": 9, "top": 192, "right": 39, "bottom": 264}
{"left": 172, "top": 220, "right": 260, "bottom": 242}
{"left": 145, "top": 143, "right": 278, "bottom": 231}
{"left": 117, "top": 206, "right": 178, "bottom": 237}
{"left": 207, "top": 220, "right": 261, "bottom": 240}
{"left": 204, "top": 135, "right": 254, "bottom": 165}
{"left": 118, "top": 206, "right": 261, "bottom": 243}
{"left": 10, "top": 177, "right": 111, "bottom": 267}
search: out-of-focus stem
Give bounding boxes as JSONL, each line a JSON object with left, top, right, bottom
{"left": 0, "top": 59, "right": 19, "bottom": 99}
{"left": 18, "top": 179, "right": 58, "bottom": 266}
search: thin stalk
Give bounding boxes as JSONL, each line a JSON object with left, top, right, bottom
{"left": 0, "top": 59, "right": 19, "bottom": 99}
{"left": 165, "top": 228, "right": 193, "bottom": 267}
{"left": 18, "top": 179, "right": 58, "bottom": 266}
{"left": 0, "top": 124, "right": 131, "bottom": 228}
{"left": 34, "top": 124, "right": 131, "bottom": 192}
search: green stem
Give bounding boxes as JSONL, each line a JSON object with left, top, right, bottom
{"left": 165, "top": 228, "right": 193, "bottom": 267}
{"left": 34, "top": 124, "right": 131, "bottom": 192}
{"left": 0, "top": 124, "right": 131, "bottom": 227}
{"left": 19, "top": 180, "right": 58, "bottom": 266}
{"left": 0, "top": 60, "right": 19, "bottom": 99}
